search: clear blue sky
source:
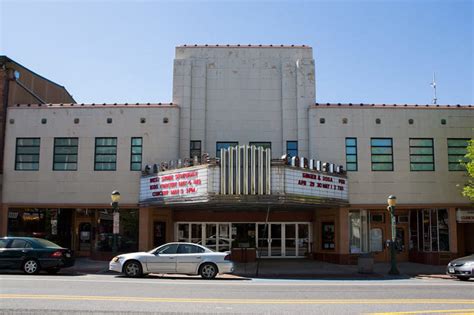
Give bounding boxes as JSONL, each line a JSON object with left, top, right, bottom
{"left": 1, "top": 0, "right": 472, "bottom": 105}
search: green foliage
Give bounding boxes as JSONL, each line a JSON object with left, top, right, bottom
{"left": 462, "top": 139, "right": 474, "bottom": 201}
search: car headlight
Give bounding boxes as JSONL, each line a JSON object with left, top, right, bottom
{"left": 111, "top": 256, "right": 120, "bottom": 263}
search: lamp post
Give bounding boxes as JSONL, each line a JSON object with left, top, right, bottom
{"left": 387, "top": 195, "right": 400, "bottom": 275}
{"left": 110, "top": 190, "right": 121, "bottom": 254}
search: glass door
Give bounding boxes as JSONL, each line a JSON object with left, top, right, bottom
{"left": 270, "top": 224, "right": 283, "bottom": 257}
{"left": 285, "top": 224, "right": 296, "bottom": 257}
{"left": 257, "top": 223, "right": 269, "bottom": 257}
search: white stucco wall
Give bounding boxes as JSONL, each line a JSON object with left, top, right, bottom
{"left": 173, "top": 46, "right": 315, "bottom": 158}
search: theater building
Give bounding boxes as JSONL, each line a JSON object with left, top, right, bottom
{"left": 1, "top": 45, "right": 472, "bottom": 264}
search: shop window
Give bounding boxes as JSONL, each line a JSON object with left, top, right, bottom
{"left": 370, "top": 213, "right": 384, "bottom": 223}
{"left": 371, "top": 138, "right": 393, "bottom": 171}
{"left": 96, "top": 208, "right": 138, "bottom": 252}
{"left": 53, "top": 138, "right": 78, "bottom": 171}
{"left": 409, "top": 138, "right": 434, "bottom": 171}
{"left": 130, "top": 137, "right": 142, "bottom": 171}
{"left": 216, "top": 142, "right": 238, "bottom": 156}
{"left": 409, "top": 209, "right": 450, "bottom": 252}
{"left": 349, "top": 210, "right": 369, "bottom": 253}
{"left": 190, "top": 140, "right": 202, "bottom": 159}
{"left": 94, "top": 137, "right": 117, "bottom": 171}
{"left": 345, "top": 138, "right": 357, "bottom": 171}
{"left": 15, "top": 138, "right": 40, "bottom": 171}
{"left": 447, "top": 138, "right": 470, "bottom": 171}
{"left": 321, "top": 222, "right": 335, "bottom": 250}
{"left": 286, "top": 141, "right": 298, "bottom": 158}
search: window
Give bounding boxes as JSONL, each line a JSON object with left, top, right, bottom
{"left": 177, "top": 244, "right": 205, "bottom": 254}
{"left": 447, "top": 138, "right": 470, "bottom": 171}
{"left": 349, "top": 210, "right": 368, "bottom": 253}
{"left": 409, "top": 138, "right": 434, "bottom": 171}
{"left": 286, "top": 141, "right": 298, "bottom": 157}
{"left": 157, "top": 244, "right": 178, "bottom": 254}
{"left": 409, "top": 209, "right": 449, "bottom": 252}
{"left": 345, "top": 138, "right": 358, "bottom": 171}
{"left": 130, "top": 137, "right": 142, "bottom": 171}
{"left": 190, "top": 140, "right": 202, "bottom": 159}
{"left": 0, "top": 239, "right": 8, "bottom": 248}
{"left": 371, "top": 138, "right": 393, "bottom": 171}
{"left": 249, "top": 142, "right": 271, "bottom": 150}
{"left": 53, "top": 138, "right": 78, "bottom": 171}
{"left": 216, "top": 142, "right": 238, "bottom": 156}
{"left": 15, "top": 138, "right": 40, "bottom": 171}
{"left": 10, "top": 239, "right": 32, "bottom": 248}
{"left": 95, "top": 137, "right": 117, "bottom": 171}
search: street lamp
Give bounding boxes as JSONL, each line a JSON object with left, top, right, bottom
{"left": 110, "top": 190, "right": 121, "bottom": 254}
{"left": 387, "top": 195, "right": 400, "bottom": 275}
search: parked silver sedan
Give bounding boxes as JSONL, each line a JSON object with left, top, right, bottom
{"left": 109, "top": 242, "right": 234, "bottom": 279}
{"left": 446, "top": 254, "right": 474, "bottom": 281}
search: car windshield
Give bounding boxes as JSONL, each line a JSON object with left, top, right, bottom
{"left": 34, "top": 238, "right": 62, "bottom": 248}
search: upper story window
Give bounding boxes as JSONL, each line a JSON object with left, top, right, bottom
{"left": 190, "top": 140, "right": 202, "bottom": 159}
{"left": 345, "top": 138, "right": 358, "bottom": 171}
{"left": 249, "top": 142, "right": 271, "bottom": 150}
{"left": 130, "top": 137, "right": 143, "bottom": 171}
{"left": 447, "top": 138, "right": 470, "bottom": 171}
{"left": 95, "top": 137, "right": 117, "bottom": 171}
{"left": 53, "top": 138, "right": 78, "bottom": 171}
{"left": 371, "top": 138, "right": 393, "bottom": 171}
{"left": 286, "top": 141, "right": 298, "bottom": 157}
{"left": 15, "top": 138, "right": 40, "bottom": 171}
{"left": 409, "top": 138, "right": 434, "bottom": 171}
{"left": 216, "top": 142, "right": 238, "bottom": 156}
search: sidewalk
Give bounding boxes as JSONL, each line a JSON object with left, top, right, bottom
{"left": 69, "top": 258, "right": 449, "bottom": 280}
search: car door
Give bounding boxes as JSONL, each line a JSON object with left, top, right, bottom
{"left": 0, "top": 239, "right": 12, "bottom": 269}
{"left": 175, "top": 244, "right": 206, "bottom": 274}
{"left": 6, "top": 239, "right": 34, "bottom": 269}
{"left": 145, "top": 243, "right": 178, "bottom": 273}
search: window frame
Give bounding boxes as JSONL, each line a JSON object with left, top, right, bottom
{"left": 53, "top": 137, "right": 78, "bottom": 171}
{"left": 216, "top": 141, "right": 239, "bottom": 156}
{"left": 409, "top": 138, "right": 435, "bottom": 171}
{"left": 190, "top": 140, "right": 202, "bottom": 159}
{"left": 286, "top": 141, "right": 298, "bottom": 157}
{"left": 447, "top": 138, "right": 470, "bottom": 171}
{"left": 370, "top": 138, "right": 393, "bottom": 171}
{"left": 94, "top": 137, "right": 117, "bottom": 171}
{"left": 130, "top": 137, "right": 143, "bottom": 171}
{"left": 345, "top": 137, "right": 358, "bottom": 171}
{"left": 15, "top": 138, "right": 40, "bottom": 171}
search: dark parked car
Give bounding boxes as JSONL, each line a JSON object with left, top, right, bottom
{"left": 446, "top": 254, "right": 474, "bottom": 281}
{"left": 0, "top": 237, "right": 75, "bottom": 274}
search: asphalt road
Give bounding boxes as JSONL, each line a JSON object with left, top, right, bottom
{"left": 0, "top": 272, "right": 473, "bottom": 314}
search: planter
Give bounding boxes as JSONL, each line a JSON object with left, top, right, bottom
{"left": 230, "top": 248, "right": 256, "bottom": 262}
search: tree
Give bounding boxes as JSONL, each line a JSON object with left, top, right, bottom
{"left": 462, "top": 139, "right": 474, "bottom": 201}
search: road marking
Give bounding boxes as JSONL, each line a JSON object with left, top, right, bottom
{"left": 370, "top": 311, "right": 474, "bottom": 315}
{"left": 1, "top": 295, "right": 474, "bottom": 305}
{"left": 0, "top": 275, "right": 469, "bottom": 287}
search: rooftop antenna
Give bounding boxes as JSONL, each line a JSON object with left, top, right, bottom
{"left": 430, "top": 72, "right": 437, "bottom": 104}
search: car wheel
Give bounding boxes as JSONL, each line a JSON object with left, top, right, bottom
{"left": 23, "top": 259, "right": 40, "bottom": 275}
{"left": 123, "top": 260, "right": 143, "bottom": 278}
{"left": 457, "top": 276, "right": 470, "bottom": 281}
{"left": 46, "top": 268, "right": 60, "bottom": 275}
{"left": 199, "top": 263, "right": 218, "bottom": 279}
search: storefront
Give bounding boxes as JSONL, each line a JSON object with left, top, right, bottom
{"left": 7, "top": 207, "right": 139, "bottom": 259}
{"left": 456, "top": 209, "right": 474, "bottom": 257}
{"left": 139, "top": 146, "right": 348, "bottom": 261}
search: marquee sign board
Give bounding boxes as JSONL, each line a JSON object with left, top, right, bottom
{"left": 140, "top": 166, "right": 209, "bottom": 204}
{"left": 284, "top": 168, "right": 348, "bottom": 201}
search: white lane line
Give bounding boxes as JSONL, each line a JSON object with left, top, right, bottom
{"left": 0, "top": 275, "right": 470, "bottom": 287}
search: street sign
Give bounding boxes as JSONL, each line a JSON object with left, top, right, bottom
{"left": 391, "top": 215, "right": 396, "bottom": 241}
